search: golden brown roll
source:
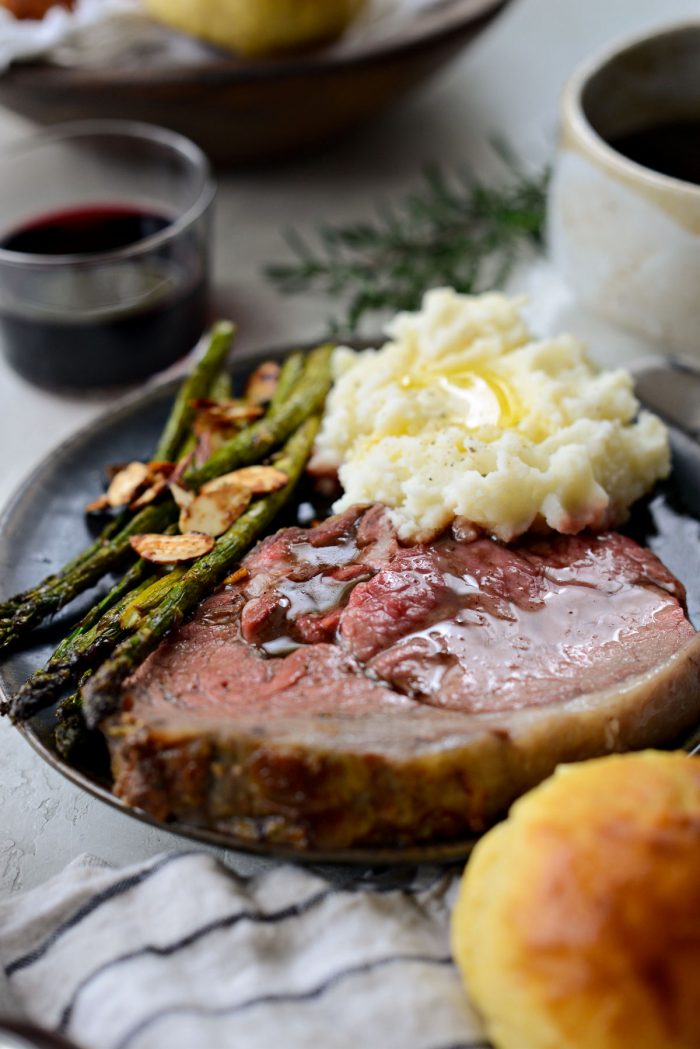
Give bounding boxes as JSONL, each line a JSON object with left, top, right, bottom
{"left": 451, "top": 751, "right": 700, "bottom": 1049}
{"left": 143, "top": 0, "right": 365, "bottom": 57}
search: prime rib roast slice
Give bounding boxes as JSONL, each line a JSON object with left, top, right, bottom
{"left": 106, "top": 504, "right": 700, "bottom": 851}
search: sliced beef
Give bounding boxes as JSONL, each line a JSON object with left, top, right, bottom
{"left": 239, "top": 504, "right": 393, "bottom": 651}
{"left": 342, "top": 532, "right": 692, "bottom": 713}
{"left": 107, "top": 505, "right": 700, "bottom": 852}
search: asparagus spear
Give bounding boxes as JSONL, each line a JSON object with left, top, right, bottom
{"left": 153, "top": 321, "right": 235, "bottom": 461}
{"left": 209, "top": 372, "right": 233, "bottom": 401}
{"left": 0, "top": 501, "right": 177, "bottom": 655}
{"left": 4, "top": 555, "right": 158, "bottom": 713}
{"left": 8, "top": 574, "right": 157, "bottom": 720}
{"left": 0, "top": 324, "right": 234, "bottom": 625}
{"left": 185, "top": 343, "right": 332, "bottom": 488}
{"left": 7, "top": 527, "right": 178, "bottom": 718}
{"left": 81, "top": 416, "right": 320, "bottom": 728}
{"left": 0, "top": 512, "right": 128, "bottom": 626}
{"left": 9, "top": 358, "right": 294, "bottom": 711}
{"left": 175, "top": 370, "right": 234, "bottom": 461}
{"left": 41, "top": 370, "right": 236, "bottom": 659}
{"left": 54, "top": 671, "right": 108, "bottom": 765}
{"left": 24, "top": 370, "right": 243, "bottom": 730}
{"left": 50, "top": 548, "right": 158, "bottom": 662}
{"left": 54, "top": 687, "right": 93, "bottom": 763}
{"left": 118, "top": 568, "right": 186, "bottom": 631}
{"left": 9, "top": 565, "right": 186, "bottom": 720}
{"left": 0, "top": 342, "right": 328, "bottom": 655}
{"left": 268, "top": 351, "right": 304, "bottom": 411}
{"left": 173, "top": 350, "right": 301, "bottom": 469}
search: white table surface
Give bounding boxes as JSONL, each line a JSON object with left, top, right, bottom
{"left": 0, "top": 0, "right": 697, "bottom": 1016}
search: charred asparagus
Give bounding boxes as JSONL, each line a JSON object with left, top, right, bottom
{"left": 10, "top": 544, "right": 182, "bottom": 720}
{"left": 0, "top": 340, "right": 329, "bottom": 658}
{"left": 185, "top": 344, "right": 331, "bottom": 487}
{"left": 0, "top": 323, "right": 235, "bottom": 630}
{"left": 81, "top": 416, "right": 320, "bottom": 728}
{"left": 154, "top": 321, "right": 235, "bottom": 462}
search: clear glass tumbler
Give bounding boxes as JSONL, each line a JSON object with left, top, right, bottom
{"left": 0, "top": 120, "right": 215, "bottom": 389}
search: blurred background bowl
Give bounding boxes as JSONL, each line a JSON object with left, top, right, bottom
{"left": 0, "top": 0, "right": 512, "bottom": 167}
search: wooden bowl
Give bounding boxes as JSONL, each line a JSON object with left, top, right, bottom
{"left": 0, "top": 0, "right": 512, "bottom": 166}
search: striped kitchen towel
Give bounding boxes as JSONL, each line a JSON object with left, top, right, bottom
{"left": 0, "top": 851, "right": 489, "bottom": 1049}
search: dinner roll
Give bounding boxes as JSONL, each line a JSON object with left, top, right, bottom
{"left": 451, "top": 751, "right": 700, "bottom": 1049}
{"left": 144, "top": 0, "right": 365, "bottom": 57}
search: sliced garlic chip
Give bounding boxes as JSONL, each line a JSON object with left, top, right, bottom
{"left": 202, "top": 465, "right": 288, "bottom": 496}
{"left": 179, "top": 486, "right": 251, "bottom": 538}
{"left": 85, "top": 493, "right": 111, "bottom": 514}
{"left": 129, "top": 476, "right": 169, "bottom": 510}
{"left": 129, "top": 532, "right": 215, "bottom": 564}
{"left": 170, "top": 481, "right": 195, "bottom": 510}
{"left": 107, "top": 461, "right": 150, "bottom": 508}
{"left": 191, "top": 400, "right": 264, "bottom": 427}
{"left": 128, "top": 463, "right": 175, "bottom": 510}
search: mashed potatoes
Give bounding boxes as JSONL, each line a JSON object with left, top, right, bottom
{"left": 312, "top": 288, "right": 670, "bottom": 542}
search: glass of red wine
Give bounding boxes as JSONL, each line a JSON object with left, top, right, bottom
{"left": 0, "top": 120, "right": 215, "bottom": 389}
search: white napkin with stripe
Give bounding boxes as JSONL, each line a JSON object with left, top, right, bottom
{"left": 0, "top": 851, "right": 488, "bottom": 1049}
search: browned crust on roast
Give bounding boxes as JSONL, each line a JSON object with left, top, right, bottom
{"left": 106, "top": 633, "right": 700, "bottom": 851}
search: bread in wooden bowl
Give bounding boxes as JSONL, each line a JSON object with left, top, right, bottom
{"left": 143, "top": 0, "right": 366, "bottom": 57}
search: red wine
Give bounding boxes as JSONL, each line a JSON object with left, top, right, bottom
{"left": 609, "top": 120, "right": 700, "bottom": 185}
{"left": 1, "top": 203, "right": 171, "bottom": 256}
{"left": 0, "top": 203, "right": 209, "bottom": 389}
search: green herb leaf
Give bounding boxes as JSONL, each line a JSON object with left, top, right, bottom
{"left": 265, "top": 148, "right": 549, "bottom": 337}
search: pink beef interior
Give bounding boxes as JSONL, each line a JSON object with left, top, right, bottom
{"left": 124, "top": 505, "right": 695, "bottom": 723}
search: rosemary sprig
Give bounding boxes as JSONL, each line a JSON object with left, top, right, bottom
{"left": 265, "top": 150, "right": 549, "bottom": 336}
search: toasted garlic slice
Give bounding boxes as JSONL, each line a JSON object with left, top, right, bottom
{"left": 202, "top": 465, "right": 288, "bottom": 496}
{"left": 170, "top": 481, "right": 195, "bottom": 510}
{"left": 85, "top": 493, "right": 110, "bottom": 514}
{"left": 147, "top": 460, "right": 176, "bottom": 476}
{"left": 129, "top": 532, "right": 215, "bottom": 563}
{"left": 191, "top": 400, "right": 264, "bottom": 427}
{"left": 129, "top": 462, "right": 175, "bottom": 510}
{"left": 105, "top": 461, "right": 129, "bottom": 481}
{"left": 179, "top": 486, "right": 251, "bottom": 538}
{"left": 107, "top": 461, "right": 150, "bottom": 508}
{"left": 88, "top": 461, "right": 174, "bottom": 515}
{"left": 130, "top": 475, "right": 170, "bottom": 510}
{"left": 245, "top": 361, "right": 280, "bottom": 405}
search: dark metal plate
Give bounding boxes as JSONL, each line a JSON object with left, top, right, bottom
{"left": 1, "top": 348, "right": 700, "bottom": 865}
